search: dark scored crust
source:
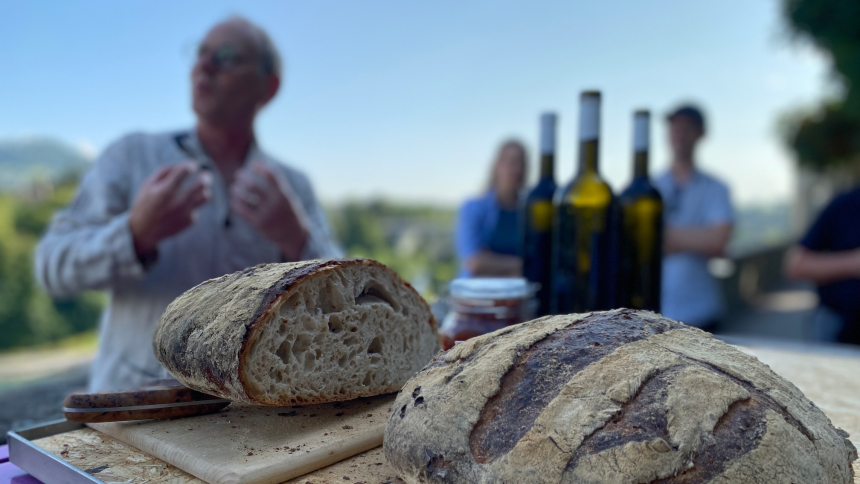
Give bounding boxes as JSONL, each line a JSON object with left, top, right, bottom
{"left": 575, "top": 366, "right": 683, "bottom": 456}
{"left": 470, "top": 311, "right": 684, "bottom": 462}
{"left": 561, "top": 363, "right": 770, "bottom": 482}
{"left": 651, "top": 396, "right": 766, "bottom": 483}
{"left": 154, "top": 259, "right": 436, "bottom": 404}
{"left": 471, "top": 312, "right": 822, "bottom": 481}
{"left": 384, "top": 310, "right": 858, "bottom": 484}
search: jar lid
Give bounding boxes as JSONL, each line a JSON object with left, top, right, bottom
{"left": 449, "top": 278, "right": 532, "bottom": 300}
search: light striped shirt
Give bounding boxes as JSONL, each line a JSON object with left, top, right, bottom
{"left": 654, "top": 169, "right": 733, "bottom": 327}
{"left": 35, "top": 130, "right": 342, "bottom": 391}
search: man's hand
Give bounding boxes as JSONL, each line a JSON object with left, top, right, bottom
{"left": 784, "top": 245, "right": 860, "bottom": 285}
{"left": 230, "top": 162, "right": 309, "bottom": 261}
{"left": 129, "top": 161, "right": 212, "bottom": 259}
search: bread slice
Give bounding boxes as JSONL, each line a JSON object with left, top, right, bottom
{"left": 385, "top": 310, "right": 857, "bottom": 483}
{"left": 154, "top": 259, "right": 440, "bottom": 406}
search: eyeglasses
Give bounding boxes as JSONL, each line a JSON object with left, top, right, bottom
{"left": 195, "top": 43, "right": 252, "bottom": 72}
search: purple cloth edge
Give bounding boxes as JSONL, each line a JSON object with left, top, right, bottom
{"left": 0, "top": 461, "right": 43, "bottom": 483}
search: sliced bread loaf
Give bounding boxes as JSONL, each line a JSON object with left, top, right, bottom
{"left": 154, "top": 259, "right": 440, "bottom": 405}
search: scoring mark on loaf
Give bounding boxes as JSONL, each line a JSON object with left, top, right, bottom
{"left": 563, "top": 363, "right": 765, "bottom": 482}
{"left": 486, "top": 330, "right": 822, "bottom": 482}
{"left": 648, "top": 396, "right": 769, "bottom": 482}
{"left": 566, "top": 366, "right": 683, "bottom": 466}
{"left": 469, "top": 311, "right": 685, "bottom": 463}
{"left": 663, "top": 350, "right": 815, "bottom": 443}
{"left": 384, "top": 310, "right": 856, "bottom": 484}
{"left": 471, "top": 311, "right": 826, "bottom": 482}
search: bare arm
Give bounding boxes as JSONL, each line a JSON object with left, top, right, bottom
{"left": 784, "top": 245, "right": 860, "bottom": 285}
{"left": 664, "top": 223, "right": 732, "bottom": 258}
{"left": 466, "top": 250, "right": 523, "bottom": 277}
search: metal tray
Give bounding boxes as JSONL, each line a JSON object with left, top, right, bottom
{"left": 7, "top": 419, "right": 104, "bottom": 484}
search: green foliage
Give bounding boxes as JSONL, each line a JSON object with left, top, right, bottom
{"left": 0, "top": 198, "right": 33, "bottom": 347}
{"left": 784, "top": 0, "right": 860, "bottom": 113}
{"left": 326, "top": 199, "right": 456, "bottom": 300}
{"left": 327, "top": 201, "right": 388, "bottom": 256}
{"left": 781, "top": 0, "right": 860, "bottom": 171}
{"left": 0, "top": 176, "right": 104, "bottom": 351}
{"left": 782, "top": 102, "right": 860, "bottom": 170}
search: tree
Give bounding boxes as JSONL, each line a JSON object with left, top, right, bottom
{"left": 782, "top": 0, "right": 860, "bottom": 171}
{"left": 325, "top": 200, "right": 457, "bottom": 299}
{"left": 0, "top": 197, "right": 36, "bottom": 347}
{"left": 0, "top": 175, "right": 104, "bottom": 351}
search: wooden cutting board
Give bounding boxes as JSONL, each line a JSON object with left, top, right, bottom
{"left": 88, "top": 393, "right": 396, "bottom": 484}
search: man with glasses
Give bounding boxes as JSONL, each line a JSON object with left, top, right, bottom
{"left": 653, "top": 105, "right": 733, "bottom": 332}
{"left": 35, "top": 16, "right": 341, "bottom": 391}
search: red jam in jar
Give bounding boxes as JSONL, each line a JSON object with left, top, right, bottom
{"left": 440, "top": 278, "right": 536, "bottom": 350}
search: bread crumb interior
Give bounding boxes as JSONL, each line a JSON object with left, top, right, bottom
{"left": 243, "top": 264, "right": 437, "bottom": 404}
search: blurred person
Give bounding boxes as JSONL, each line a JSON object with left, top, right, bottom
{"left": 456, "top": 140, "right": 528, "bottom": 277}
{"left": 654, "top": 105, "right": 733, "bottom": 331}
{"left": 784, "top": 188, "right": 860, "bottom": 344}
{"left": 35, "top": 16, "right": 341, "bottom": 392}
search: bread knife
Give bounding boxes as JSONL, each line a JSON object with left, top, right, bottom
{"left": 63, "top": 379, "right": 230, "bottom": 423}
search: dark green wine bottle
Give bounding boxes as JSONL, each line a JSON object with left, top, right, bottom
{"left": 552, "top": 91, "right": 615, "bottom": 314}
{"left": 521, "top": 113, "right": 557, "bottom": 317}
{"left": 618, "top": 110, "right": 663, "bottom": 311}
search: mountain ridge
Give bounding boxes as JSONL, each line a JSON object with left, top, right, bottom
{"left": 0, "top": 138, "right": 92, "bottom": 190}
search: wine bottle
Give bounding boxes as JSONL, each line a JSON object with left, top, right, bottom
{"left": 521, "top": 113, "right": 558, "bottom": 317}
{"left": 551, "top": 91, "right": 615, "bottom": 314}
{"left": 618, "top": 110, "right": 663, "bottom": 311}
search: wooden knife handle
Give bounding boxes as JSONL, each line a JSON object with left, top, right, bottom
{"left": 64, "top": 382, "right": 229, "bottom": 423}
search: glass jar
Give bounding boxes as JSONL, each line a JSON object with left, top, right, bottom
{"left": 440, "top": 278, "right": 536, "bottom": 350}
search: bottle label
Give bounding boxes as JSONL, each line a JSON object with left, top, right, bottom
{"left": 634, "top": 112, "right": 649, "bottom": 152}
{"left": 530, "top": 200, "right": 554, "bottom": 232}
{"left": 540, "top": 113, "right": 557, "bottom": 155}
{"left": 580, "top": 95, "right": 600, "bottom": 141}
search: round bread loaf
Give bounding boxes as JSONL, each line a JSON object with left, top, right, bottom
{"left": 154, "top": 259, "right": 439, "bottom": 406}
{"left": 384, "top": 310, "right": 857, "bottom": 483}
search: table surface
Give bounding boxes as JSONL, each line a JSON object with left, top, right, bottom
{"left": 4, "top": 337, "right": 860, "bottom": 484}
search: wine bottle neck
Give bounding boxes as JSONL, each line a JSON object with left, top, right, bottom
{"left": 539, "top": 113, "right": 557, "bottom": 180}
{"left": 578, "top": 139, "right": 599, "bottom": 174}
{"left": 632, "top": 110, "right": 650, "bottom": 179}
{"left": 540, "top": 153, "right": 555, "bottom": 179}
{"left": 633, "top": 150, "right": 649, "bottom": 178}
{"left": 578, "top": 93, "right": 600, "bottom": 175}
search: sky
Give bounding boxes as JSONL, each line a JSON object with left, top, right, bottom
{"left": 0, "top": 0, "right": 832, "bottom": 207}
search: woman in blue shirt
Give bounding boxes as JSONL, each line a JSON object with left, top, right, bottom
{"left": 456, "top": 140, "right": 527, "bottom": 277}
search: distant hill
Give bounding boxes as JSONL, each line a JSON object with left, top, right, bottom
{"left": 0, "top": 138, "right": 92, "bottom": 190}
